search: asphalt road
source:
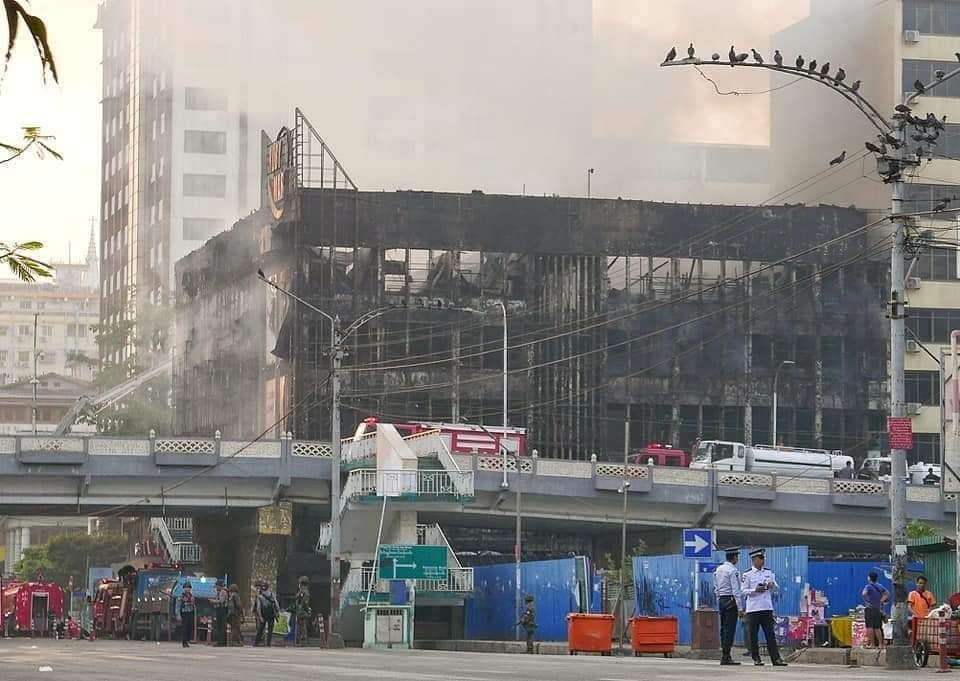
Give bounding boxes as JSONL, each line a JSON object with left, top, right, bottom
{"left": 0, "top": 640, "right": 941, "bottom": 680}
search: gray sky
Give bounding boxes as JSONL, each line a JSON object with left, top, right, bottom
{"left": 0, "top": 0, "right": 810, "bottom": 266}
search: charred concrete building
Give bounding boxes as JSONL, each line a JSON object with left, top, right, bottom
{"left": 174, "top": 111, "right": 890, "bottom": 461}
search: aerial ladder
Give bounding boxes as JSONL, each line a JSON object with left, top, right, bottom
{"left": 51, "top": 361, "right": 172, "bottom": 436}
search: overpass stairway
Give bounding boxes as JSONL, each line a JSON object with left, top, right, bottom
{"left": 317, "top": 427, "right": 475, "bottom": 615}
{"left": 150, "top": 517, "right": 203, "bottom": 565}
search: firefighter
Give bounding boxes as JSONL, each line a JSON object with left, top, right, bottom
{"left": 212, "top": 580, "right": 228, "bottom": 647}
{"left": 227, "top": 584, "right": 245, "bottom": 646}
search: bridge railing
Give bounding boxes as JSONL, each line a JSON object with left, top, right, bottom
{"left": 346, "top": 566, "right": 474, "bottom": 596}
{"left": 340, "top": 468, "right": 475, "bottom": 513}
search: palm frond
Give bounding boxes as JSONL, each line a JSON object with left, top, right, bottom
{"left": 36, "top": 140, "right": 62, "bottom": 160}
{"left": 3, "top": 0, "right": 57, "bottom": 82}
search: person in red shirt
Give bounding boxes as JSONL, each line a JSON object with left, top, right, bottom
{"left": 908, "top": 575, "right": 936, "bottom": 618}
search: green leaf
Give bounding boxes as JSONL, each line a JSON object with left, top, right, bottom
{"left": 21, "top": 11, "right": 56, "bottom": 82}
{"left": 16, "top": 240, "right": 42, "bottom": 250}
{"left": 36, "top": 140, "right": 62, "bottom": 160}
{"left": 4, "top": 0, "right": 20, "bottom": 65}
{"left": 0, "top": 140, "right": 22, "bottom": 153}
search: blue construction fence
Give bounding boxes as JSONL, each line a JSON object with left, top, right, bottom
{"left": 462, "top": 552, "right": 926, "bottom": 642}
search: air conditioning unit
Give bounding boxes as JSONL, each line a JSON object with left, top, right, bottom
{"left": 906, "top": 277, "right": 922, "bottom": 290}
{"left": 907, "top": 402, "right": 923, "bottom": 416}
{"left": 906, "top": 339, "right": 920, "bottom": 353}
{"left": 904, "top": 30, "right": 921, "bottom": 43}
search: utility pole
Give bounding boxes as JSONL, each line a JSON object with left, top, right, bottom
{"left": 887, "top": 120, "right": 910, "bottom": 660}
{"left": 328, "top": 316, "right": 344, "bottom": 647}
{"left": 31, "top": 312, "right": 39, "bottom": 434}
{"left": 618, "top": 480, "right": 630, "bottom": 651}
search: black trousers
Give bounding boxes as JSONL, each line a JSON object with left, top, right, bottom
{"left": 718, "top": 596, "right": 738, "bottom": 657}
{"left": 748, "top": 610, "right": 781, "bottom": 662}
{"left": 255, "top": 617, "right": 275, "bottom": 646}
{"left": 181, "top": 612, "right": 194, "bottom": 645}
{"left": 214, "top": 610, "right": 227, "bottom": 646}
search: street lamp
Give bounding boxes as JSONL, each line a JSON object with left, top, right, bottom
{"left": 587, "top": 168, "right": 595, "bottom": 199}
{"left": 771, "top": 360, "right": 795, "bottom": 447}
{"left": 256, "top": 269, "right": 396, "bottom": 647}
{"left": 660, "top": 48, "right": 960, "bottom": 669}
{"left": 617, "top": 480, "right": 631, "bottom": 651}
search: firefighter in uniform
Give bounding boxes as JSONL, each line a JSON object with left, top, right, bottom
{"left": 293, "top": 576, "right": 312, "bottom": 647}
{"left": 518, "top": 595, "right": 537, "bottom": 653}
{"left": 742, "top": 548, "right": 787, "bottom": 667}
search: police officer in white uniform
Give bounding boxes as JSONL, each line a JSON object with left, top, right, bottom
{"left": 742, "top": 548, "right": 787, "bottom": 667}
{"left": 714, "top": 546, "right": 742, "bottom": 665}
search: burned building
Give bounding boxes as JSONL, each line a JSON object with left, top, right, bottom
{"left": 174, "top": 111, "right": 889, "bottom": 460}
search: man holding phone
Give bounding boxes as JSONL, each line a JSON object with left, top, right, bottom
{"left": 742, "top": 548, "right": 788, "bottom": 667}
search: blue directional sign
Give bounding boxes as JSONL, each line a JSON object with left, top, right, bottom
{"left": 698, "top": 562, "right": 721, "bottom": 574}
{"left": 682, "top": 528, "right": 714, "bottom": 559}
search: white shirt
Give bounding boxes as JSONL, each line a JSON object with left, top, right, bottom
{"left": 742, "top": 566, "right": 778, "bottom": 613}
{"left": 714, "top": 561, "right": 742, "bottom": 603}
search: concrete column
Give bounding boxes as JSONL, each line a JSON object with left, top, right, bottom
{"left": 391, "top": 512, "right": 418, "bottom": 545}
{"left": 21, "top": 527, "right": 30, "bottom": 558}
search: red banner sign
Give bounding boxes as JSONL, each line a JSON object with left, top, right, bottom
{"left": 888, "top": 416, "right": 914, "bottom": 450}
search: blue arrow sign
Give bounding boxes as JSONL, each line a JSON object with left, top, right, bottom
{"left": 682, "top": 528, "right": 714, "bottom": 559}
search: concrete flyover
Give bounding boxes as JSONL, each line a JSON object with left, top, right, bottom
{"left": 0, "top": 433, "right": 951, "bottom": 550}
{"left": 0, "top": 433, "right": 332, "bottom": 515}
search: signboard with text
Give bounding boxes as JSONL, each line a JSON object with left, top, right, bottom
{"left": 377, "top": 545, "right": 448, "bottom": 581}
{"left": 887, "top": 417, "right": 913, "bottom": 451}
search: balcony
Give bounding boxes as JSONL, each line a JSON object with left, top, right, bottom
{"left": 341, "top": 468, "right": 474, "bottom": 512}
{"left": 344, "top": 565, "right": 474, "bottom": 599}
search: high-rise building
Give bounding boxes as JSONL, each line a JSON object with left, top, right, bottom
{"left": 0, "top": 228, "right": 100, "bottom": 386}
{"left": 772, "top": 0, "right": 960, "bottom": 464}
{"left": 94, "top": 0, "right": 258, "bottom": 362}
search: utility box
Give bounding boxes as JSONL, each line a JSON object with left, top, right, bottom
{"left": 690, "top": 607, "right": 720, "bottom": 650}
{"left": 363, "top": 605, "right": 412, "bottom": 649}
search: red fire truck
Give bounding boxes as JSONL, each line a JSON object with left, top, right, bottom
{"left": 357, "top": 417, "right": 528, "bottom": 456}
{"left": 629, "top": 443, "right": 691, "bottom": 467}
{"left": 2, "top": 580, "right": 65, "bottom": 637}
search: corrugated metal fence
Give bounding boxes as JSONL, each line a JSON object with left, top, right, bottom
{"left": 807, "top": 561, "right": 924, "bottom": 618}
{"left": 633, "top": 546, "right": 808, "bottom": 645}
{"left": 464, "top": 558, "right": 586, "bottom": 641}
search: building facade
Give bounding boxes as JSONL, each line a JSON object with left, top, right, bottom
{"left": 772, "top": 0, "right": 960, "bottom": 464}
{"left": 94, "top": 0, "right": 258, "bottom": 361}
{"left": 0, "top": 232, "right": 99, "bottom": 387}
{"left": 173, "top": 112, "right": 889, "bottom": 460}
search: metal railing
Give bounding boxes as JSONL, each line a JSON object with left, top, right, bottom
{"left": 316, "top": 522, "right": 332, "bottom": 552}
{"left": 341, "top": 431, "right": 377, "bottom": 465}
{"left": 341, "top": 468, "right": 475, "bottom": 513}
{"left": 150, "top": 518, "right": 203, "bottom": 565}
{"left": 345, "top": 566, "right": 474, "bottom": 595}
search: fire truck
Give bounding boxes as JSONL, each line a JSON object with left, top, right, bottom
{"left": 356, "top": 417, "right": 527, "bottom": 456}
{"left": 92, "top": 564, "right": 185, "bottom": 640}
{"left": 2, "top": 580, "right": 65, "bottom": 637}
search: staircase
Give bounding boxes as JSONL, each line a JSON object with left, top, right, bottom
{"left": 150, "top": 518, "right": 203, "bottom": 565}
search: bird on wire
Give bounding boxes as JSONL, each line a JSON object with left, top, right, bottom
{"left": 834, "top": 67, "right": 846, "bottom": 83}
{"left": 828, "top": 150, "right": 846, "bottom": 166}
{"left": 808, "top": 59, "right": 818, "bottom": 73}
{"left": 751, "top": 48, "right": 763, "bottom": 64}
{"left": 735, "top": 52, "right": 749, "bottom": 64}
{"left": 687, "top": 43, "right": 695, "bottom": 59}
{"left": 796, "top": 54, "right": 804, "bottom": 69}
{"left": 819, "top": 61, "right": 831, "bottom": 78}
{"left": 774, "top": 50, "right": 783, "bottom": 66}
{"left": 934, "top": 198, "right": 950, "bottom": 212}
{"left": 936, "top": 69, "right": 946, "bottom": 80}
{"left": 664, "top": 46, "right": 677, "bottom": 62}
{"left": 914, "top": 79, "right": 926, "bottom": 94}
{"left": 865, "top": 141, "right": 886, "bottom": 154}
{"left": 850, "top": 80, "right": 861, "bottom": 92}
{"left": 895, "top": 104, "right": 912, "bottom": 113}
{"left": 711, "top": 53, "right": 721, "bottom": 61}
{"left": 729, "top": 46, "right": 737, "bottom": 65}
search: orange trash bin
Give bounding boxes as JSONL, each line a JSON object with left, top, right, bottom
{"left": 567, "top": 613, "right": 616, "bottom": 656}
{"left": 629, "top": 616, "right": 678, "bottom": 657}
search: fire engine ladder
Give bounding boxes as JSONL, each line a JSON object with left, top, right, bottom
{"left": 51, "top": 361, "right": 172, "bottom": 436}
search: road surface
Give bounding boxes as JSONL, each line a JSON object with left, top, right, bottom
{"left": 0, "top": 640, "right": 937, "bottom": 680}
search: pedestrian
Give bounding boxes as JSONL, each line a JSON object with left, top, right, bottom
{"left": 227, "top": 584, "right": 245, "bottom": 646}
{"left": 253, "top": 580, "right": 280, "bottom": 647}
{"left": 908, "top": 574, "right": 937, "bottom": 618}
{"left": 742, "top": 548, "right": 788, "bottom": 667}
{"left": 518, "top": 594, "right": 537, "bottom": 653}
{"left": 179, "top": 581, "right": 196, "bottom": 648}
{"left": 714, "top": 546, "right": 742, "bottom": 666}
{"left": 212, "top": 580, "right": 228, "bottom": 647}
{"left": 861, "top": 571, "right": 888, "bottom": 649}
{"left": 839, "top": 461, "right": 855, "bottom": 480}
{"left": 293, "top": 576, "right": 312, "bottom": 647}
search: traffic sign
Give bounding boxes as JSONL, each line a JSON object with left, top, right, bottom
{"left": 698, "top": 562, "right": 721, "bottom": 574}
{"left": 682, "top": 528, "right": 714, "bottom": 559}
{"left": 378, "top": 545, "right": 448, "bottom": 580}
